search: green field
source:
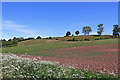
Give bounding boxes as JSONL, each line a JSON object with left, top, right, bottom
{"left": 2, "top": 37, "right": 118, "bottom": 56}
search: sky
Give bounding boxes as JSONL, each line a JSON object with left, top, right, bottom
{"left": 2, "top": 2, "right": 118, "bottom": 40}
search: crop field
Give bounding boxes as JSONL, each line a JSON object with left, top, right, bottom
{"left": 1, "top": 53, "right": 118, "bottom": 79}
{"left": 2, "top": 37, "right": 119, "bottom": 78}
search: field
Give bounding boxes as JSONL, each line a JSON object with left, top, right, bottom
{"left": 1, "top": 36, "right": 119, "bottom": 78}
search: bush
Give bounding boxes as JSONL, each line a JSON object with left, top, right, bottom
{"left": 67, "top": 38, "right": 77, "bottom": 41}
{"left": 79, "top": 39, "right": 83, "bottom": 41}
{"left": 49, "top": 37, "right": 52, "bottom": 39}
{"left": 100, "top": 37, "right": 104, "bottom": 39}
{"left": 56, "top": 38, "right": 58, "bottom": 40}
{"left": 25, "top": 37, "right": 35, "bottom": 40}
{"left": 84, "top": 39, "right": 89, "bottom": 41}
{"left": 67, "top": 39, "right": 72, "bottom": 41}
{"left": 94, "top": 38, "right": 100, "bottom": 40}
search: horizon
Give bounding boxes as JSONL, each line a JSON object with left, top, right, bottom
{"left": 2, "top": 2, "right": 118, "bottom": 40}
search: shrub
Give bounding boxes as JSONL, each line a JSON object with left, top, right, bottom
{"left": 67, "top": 39, "right": 72, "bottom": 41}
{"left": 100, "top": 37, "right": 104, "bottom": 39}
{"left": 72, "top": 38, "right": 76, "bottom": 41}
{"left": 79, "top": 39, "right": 83, "bottom": 41}
{"left": 84, "top": 39, "right": 89, "bottom": 41}
{"left": 94, "top": 38, "right": 100, "bottom": 40}
{"left": 56, "top": 38, "right": 58, "bottom": 40}
{"left": 49, "top": 37, "right": 52, "bottom": 39}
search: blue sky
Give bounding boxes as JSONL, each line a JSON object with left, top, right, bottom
{"left": 2, "top": 2, "right": 118, "bottom": 39}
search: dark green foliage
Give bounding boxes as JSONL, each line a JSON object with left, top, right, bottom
{"left": 72, "top": 38, "right": 76, "bottom": 41}
{"left": 100, "top": 37, "right": 104, "bottom": 39}
{"left": 2, "top": 40, "right": 17, "bottom": 47}
{"left": 66, "top": 31, "right": 71, "bottom": 36}
{"left": 13, "top": 37, "right": 17, "bottom": 40}
{"left": 36, "top": 36, "right": 41, "bottom": 39}
{"left": 94, "top": 38, "right": 100, "bottom": 40}
{"left": 113, "top": 25, "right": 120, "bottom": 36}
{"left": 75, "top": 30, "right": 80, "bottom": 35}
{"left": 8, "top": 39, "right": 12, "bottom": 42}
{"left": 49, "top": 37, "right": 52, "bottom": 39}
{"left": 79, "top": 39, "right": 83, "bottom": 41}
{"left": 2, "top": 39, "right": 6, "bottom": 41}
{"left": 1, "top": 37, "right": 34, "bottom": 47}
{"left": 84, "top": 39, "right": 89, "bottom": 41}
{"left": 67, "top": 38, "right": 77, "bottom": 41}
{"left": 56, "top": 38, "right": 58, "bottom": 40}
{"left": 25, "top": 37, "right": 35, "bottom": 40}
{"left": 82, "top": 26, "right": 92, "bottom": 35}
{"left": 17, "top": 37, "right": 25, "bottom": 42}
{"left": 97, "top": 24, "right": 104, "bottom": 35}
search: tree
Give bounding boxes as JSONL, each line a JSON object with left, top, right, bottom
{"left": 66, "top": 31, "right": 71, "bottom": 36}
{"left": 13, "top": 37, "right": 17, "bottom": 40}
{"left": 49, "top": 37, "right": 52, "bottom": 39}
{"left": 75, "top": 30, "right": 80, "bottom": 35}
{"left": 97, "top": 24, "right": 104, "bottom": 36}
{"left": 82, "top": 26, "right": 92, "bottom": 35}
{"left": 36, "top": 36, "right": 41, "bottom": 39}
{"left": 113, "top": 25, "right": 120, "bottom": 36}
{"left": 2, "top": 39, "right": 6, "bottom": 41}
{"left": 8, "top": 39, "right": 12, "bottom": 42}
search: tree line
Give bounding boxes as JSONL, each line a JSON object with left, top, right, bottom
{"left": 66, "top": 24, "right": 119, "bottom": 36}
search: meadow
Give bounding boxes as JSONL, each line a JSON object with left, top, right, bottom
{"left": 1, "top": 35, "right": 119, "bottom": 78}
{"left": 2, "top": 36, "right": 118, "bottom": 56}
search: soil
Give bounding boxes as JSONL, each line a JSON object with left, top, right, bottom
{"left": 17, "top": 43, "right": 119, "bottom": 75}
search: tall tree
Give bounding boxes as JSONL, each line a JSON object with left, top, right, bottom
{"left": 82, "top": 26, "right": 92, "bottom": 35}
{"left": 97, "top": 24, "right": 104, "bottom": 36}
{"left": 113, "top": 25, "right": 120, "bottom": 36}
{"left": 75, "top": 30, "right": 80, "bottom": 35}
{"left": 66, "top": 31, "right": 71, "bottom": 36}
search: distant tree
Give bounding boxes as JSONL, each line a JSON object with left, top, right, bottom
{"left": 12, "top": 40, "right": 18, "bottom": 46}
{"left": 66, "top": 31, "right": 71, "bottom": 36}
{"left": 82, "top": 26, "right": 92, "bottom": 35}
{"left": 36, "top": 36, "right": 41, "bottom": 39}
{"left": 72, "top": 34, "right": 74, "bottom": 36}
{"left": 113, "top": 25, "right": 120, "bottom": 36}
{"left": 75, "top": 30, "right": 80, "bottom": 35}
{"left": 97, "top": 24, "right": 104, "bottom": 36}
{"left": 13, "top": 37, "right": 17, "bottom": 40}
{"left": 49, "top": 37, "right": 52, "bottom": 39}
{"left": 8, "top": 39, "right": 12, "bottom": 42}
{"left": 56, "top": 38, "right": 58, "bottom": 40}
{"left": 2, "top": 39, "right": 6, "bottom": 41}
{"left": 27, "top": 37, "right": 35, "bottom": 40}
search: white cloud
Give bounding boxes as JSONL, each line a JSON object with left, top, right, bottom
{"left": 2, "top": 20, "right": 47, "bottom": 40}
{"left": 89, "top": 32, "right": 98, "bottom": 35}
{"left": 2, "top": 20, "right": 29, "bottom": 33}
{"left": 2, "top": 20, "right": 36, "bottom": 39}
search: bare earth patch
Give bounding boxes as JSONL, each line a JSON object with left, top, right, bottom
{"left": 17, "top": 43, "right": 119, "bottom": 75}
{"left": 63, "top": 41, "right": 78, "bottom": 44}
{"left": 46, "top": 40, "right": 58, "bottom": 42}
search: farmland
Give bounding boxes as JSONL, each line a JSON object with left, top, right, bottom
{"left": 1, "top": 35, "right": 119, "bottom": 78}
